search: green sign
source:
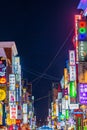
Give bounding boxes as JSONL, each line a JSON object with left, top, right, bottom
{"left": 70, "top": 81, "right": 77, "bottom": 98}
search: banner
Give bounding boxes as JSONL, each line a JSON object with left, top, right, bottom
{"left": 69, "top": 50, "right": 75, "bottom": 65}
{"left": 9, "top": 74, "right": 15, "bottom": 91}
{"left": 79, "top": 83, "right": 87, "bottom": 104}
{"left": 0, "top": 103, "right": 3, "bottom": 125}
{"left": 69, "top": 66, "right": 76, "bottom": 81}
{"left": 78, "top": 62, "right": 87, "bottom": 83}
{"left": 10, "top": 104, "right": 17, "bottom": 119}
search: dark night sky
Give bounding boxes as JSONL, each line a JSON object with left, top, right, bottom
{"left": 0, "top": 0, "right": 80, "bottom": 122}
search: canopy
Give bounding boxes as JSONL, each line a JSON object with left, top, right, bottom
{"left": 37, "top": 125, "right": 54, "bottom": 130}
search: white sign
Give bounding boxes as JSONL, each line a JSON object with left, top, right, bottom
{"left": 69, "top": 50, "right": 75, "bottom": 65}
{"left": 62, "top": 98, "right": 66, "bottom": 109}
{"left": 23, "top": 103, "right": 27, "bottom": 113}
{"left": 23, "top": 114, "right": 28, "bottom": 124}
{"left": 14, "top": 57, "right": 20, "bottom": 74}
{"left": 9, "top": 91, "right": 16, "bottom": 103}
{"left": 17, "top": 105, "right": 22, "bottom": 119}
{"left": 69, "top": 66, "right": 76, "bottom": 81}
{"left": 69, "top": 104, "right": 79, "bottom": 109}
{"left": 10, "top": 105, "right": 17, "bottom": 119}
{"left": 9, "top": 74, "right": 15, "bottom": 90}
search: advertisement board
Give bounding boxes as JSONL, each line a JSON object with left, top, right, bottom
{"left": 69, "top": 50, "right": 75, "bottom": 65}
{"left": 9, "top": 91, "right": 16, "bottom": 103}
{"left": 79, "top": 83, "right": 87, "bottom": 104}
{"left": 78, "top": 41, "right": 87, "bottom": 62}
{"left": 23, "top": 114, "right": 28, "bottom": 124}
{"left": 10, "top": 104, "right": 17, "bottom": 119}
{"left": 69, "top": 81, "right": 77, "bottom": 98}
{"left": 69, "top": 104, "right": 79, "bottom": 109}
{"left": 14, "top": 57, "right": 20, "bottom": 74}
{"left": 0, "top": 89, "right": 6, "bottom": 101}
{"left": 9, "top": 74, "right": 15, "bottom": 91}
{"left": 0, "top": 57, "right": 6, "bottom": 84}
{"left": 69, "top": 66, "right": 76, "bottom": 81}
{"left": 23, "top": 103, "right": 27, "bottom": 114}
{"left": 78, "top": 62, "right": 87, "bottom": 83}
{"left": 0, "top": 103, "right": 3, "bottom": 125}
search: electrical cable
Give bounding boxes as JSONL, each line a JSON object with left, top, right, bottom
{"left": 32, "top": 28, "right": 74, "bottom": 86}
{"left": 22, "top": 68, "right": 59, "bottom": 81}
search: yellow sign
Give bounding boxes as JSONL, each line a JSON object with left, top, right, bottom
{"left": 6, "top": 114, "right": 12, "bottom": 126}
{"left": 0, "top": 103, "right": 3, "bottom": 125}
{"left": 0, "top": 89, "right": 6, "bottom": 101}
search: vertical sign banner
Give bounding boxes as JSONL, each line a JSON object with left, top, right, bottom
{"left": 69, "top": 50, "right": 75, "bottom": 65}
{"left": 69, "top": 66, "right": 76, "bottom": 81}
{"left": 78, "top": 62, "right": 87, "bottom": 83}
{"left": 9, "top": 74, "right": 15, "bottom": 91}
{"left": 9, "top": 91, "right": 16, "bottom": 103}
{"left": 0, "top": 103, "right": 3, "bottom": 125}
{"left": 70, "top": 81, "right": 77, "bottom": 98}
{"left": 23, "top": 114, "right": 28, "bottom": 124}
{"left": 0, "top": 57, "right": 6, "bottom": 84}
{"left": 10, "top": 104, "right": 17, "bottom": 119}
{"left": 74, "top": 15, "right": 81, "bottom": 62}
{"left": 64, "top": 68, "right": 68, "bottom": 99}
{"left": 14, "top": 57, "right": 20, "bottom": 74}
{"left": 79, "top": 83, "right": 87, "bottom": 104}
{"left": 23, "top": 103, "right": 28, "bottom": 114}
{"left": 78, "top": 41, "right": 87, "bottom": 62}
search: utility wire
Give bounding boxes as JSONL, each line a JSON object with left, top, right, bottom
{"left": 32, "top": 28, "right": 74, "bottom": 86}
{"left": 22, "top": 68, "right": 59, "bottom": 81}
{"left": 35, "top": 95, "right": 50, "bottom": 102}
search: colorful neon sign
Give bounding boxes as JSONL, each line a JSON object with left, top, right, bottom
{"left": 78, "top": 20, "right": 87, "bottom": 41}
{"left": 79, "top": 83, "right": 87, "bottom": 104}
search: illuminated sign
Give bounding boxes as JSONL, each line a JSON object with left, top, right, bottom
{"left": 79, "top": 83, "right": 87, "bottom": 104}
{"left": 0, "top": 89, "right": 6, "bottom": 101}
{"left": 0, "top": 103, "right": 3, "bottom": 125}
{"left": 78, "top": 62, "right": 87, "bottom": 83}
{"left": 74, "top": 15, "right": 81, "bottom": 62}
{"left": 69, "top": 104, "right": 79, "bottom": 109}
{"left": 64, "top": 68, "right": 69, "bottom": 100}
{"left": 0, "top": 57, "right": 6, "bottom": 84}
{"left": 23, "top": 104, "right": 27, "bottom": 114}
{"left": 10, "top": 105, "right": 17, "bottom": 119}
{"left": 9, "top": 91, "right": 16, "bottom": 103}
{"left": 23, "top": 114, "right": 28, "bottom": 124}
{"left": 69, "top": 66, "right": 76, "bottom": 81}
{"left": 69, "top": 50, "right": 75, "bottom": 65}
{"left": 9, "top": 74, "right": 15, "bottom": 91}
{"left": 78, "top": 20, "right": 87, "bottom": 41}
{"left": 70, "top": 81, "right": 77, "bottom": 98}
{"left": 78, "top": 41, "right": 87, "bottom": 62}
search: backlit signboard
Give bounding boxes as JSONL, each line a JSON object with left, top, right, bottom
{"left": 23, "top": 114, "right": 28, "bottom": 124}
{"left": 9, "top": 74, "right": 15, "bottom": 91}
{"left": 9, "top": 91, "right": 16, "bottom": 103}
{"left": 0, "top": 103, "right": 3, "bottom": 125}
{"left": 23, "top": 103, "right": 27, "bottom": 114}
{"left": 79, "top": 83, "right": 87, "bottom": 104}
{"left": 0, "top": 57, "right": 6, "bottom": 84}
{"left": 10, "top": 104, "right": 17, "bottom": 119}
{"left": 78, "top": 41, "right": 87, "bottom": 62}
{"left": 69, "top": 81, "right": 77, "bottom": 98}
{"left": 0, "top": 89, "right": 6, "bottom": 101}
{"left": 69, "top": 50, "right": 75, "bottom": 65}
{"left": 78, "top": 62, "right": 87, "bottom": 83}
{"left": 69, "top": 66, "right": 76, "bottom": 81}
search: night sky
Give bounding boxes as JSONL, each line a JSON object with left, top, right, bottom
{"left": 0, "top": 0, "right": 80, "bottom": 123}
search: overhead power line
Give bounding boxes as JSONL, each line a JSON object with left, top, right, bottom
{"left": 22, "top": 68, "right": 59, "bottom": 81}
{"left": 32, "top": 28, "right": 74, "bottom": 86}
